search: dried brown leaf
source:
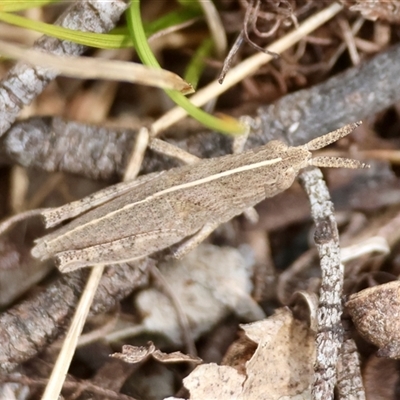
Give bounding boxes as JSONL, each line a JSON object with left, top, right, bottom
{"left": 152, "top": 349, "right": 202, "bottom": 364}
{"left": 346, "top": 280, "right": 400, "bottom": 358}
{"left": 112, "top": 342, "right": 156, "bottom": 364}
{"left": 112, "top": 342, "right": 201, "bottom": 365}
{"left": 340, "top": 0, "right": 400, "bottom": 22}
{"left": 174, "top": 308, "right": 315, "bottom": 400}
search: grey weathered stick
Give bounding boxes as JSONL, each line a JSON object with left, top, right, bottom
{"left": 0, "top": 0, "right": 129, "bottom": 136}
{"left": 337, "top": 338, "right": 366, "bottom": 399}
{"left": 300, "top": 167, "right": 344, "bottom": 400}
{"left": 0, "top": 374, "right": 139, "bottom": 400}
{"left": 2, "top": 43, "right": 400, "bottom": 178}
{"left": 251, "top": 43, "right": 400, "bottom": 148}
{"left": 29, "top": 123, "right": 367, "bottom": 273}
{"left": 0, "top": 260, "right": 149, "bottom": 373}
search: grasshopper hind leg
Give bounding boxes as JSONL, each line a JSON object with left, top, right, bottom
{"left": 172, "top": 222, "right": 219, "bottom": 259}
{"left": 55, "top": 228, "right": 187, "bottom": 273}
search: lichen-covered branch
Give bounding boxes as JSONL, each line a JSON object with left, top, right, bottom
{"left": 300, "top": 167, "right": 344, "bottom": 400}
{"left": 337, "top": 337, "right": 366, "bottom": 399}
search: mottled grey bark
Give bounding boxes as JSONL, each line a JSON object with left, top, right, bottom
{"left": 0, "top": 260, "right": 149, "bottom": 373}
{"left": 300, "top": 168, "right": 343, "bottom": 400}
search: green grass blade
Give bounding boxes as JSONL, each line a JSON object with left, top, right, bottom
{"left": 0, "top": 10, "right": 130, "bottom": 48}
{"left": 145, "top": 7, "right": 201, "bottom": 37}
{"left": 0, "top": 7, "right": 201, "bottom": 50}
{"left": 0, "top": 0, "right": 59, "bottom": 12}
{"left": 184, "top": 38, "right": 213, "bottom": 89}
{"left": 127, "top": 0, "right": 245, "bottom": 135}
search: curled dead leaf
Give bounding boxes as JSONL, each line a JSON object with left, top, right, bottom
{"left": 112, "top": 342, "right": 202, "bottom": 364}
{"left": 169, "top": 308, "right": 315, "bottom": 400}
{"left": 346, "top": 280, "right": 400, "bottom": 358}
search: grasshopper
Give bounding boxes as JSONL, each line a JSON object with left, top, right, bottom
{"left": 31, "top": 122, "right": 367, "bottom": 273}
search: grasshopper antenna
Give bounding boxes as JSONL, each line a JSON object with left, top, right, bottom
{"left": 304, "top": 122, "right": 368, "bottom": 169}
{"left": 306, "top": 121, "right": 362, "bottom": 151}
{"left": 310, "top": 156, "right": 369, "bottom": 169}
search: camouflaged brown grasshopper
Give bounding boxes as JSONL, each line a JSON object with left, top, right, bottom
{"left": 31, "top": 122, "right": 367, "bottom": 273}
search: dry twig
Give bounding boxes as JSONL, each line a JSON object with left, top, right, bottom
{"left": 300, "top": 167, "right": 344, "bottom": 400}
